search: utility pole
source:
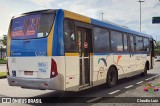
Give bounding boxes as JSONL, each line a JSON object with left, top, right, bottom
{"left": 101, "top": 13, "right": 104, "bottom": 21}
{"left": 137, "top": 0, "right": 144, "bottom": 32}
{"left": 0, "top": 46, "right": 2, "bottom": 59}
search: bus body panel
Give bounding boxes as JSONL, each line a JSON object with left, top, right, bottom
{"left": 8, "top": 57, "right": 51, "bottom": 78}
{"left": 92, "top": 55, "right": 108, "bottom": 85}
{"left": 65, "top": 55, "right": 80, "bottom": 90}
{"left": 92, "top": 54, "right": 125, "bottom": 85}
{"left": 7, "top": 74, "right": 64, "bottom": 90}
{"left": 7, "top": 56, "right": 66, "bottom": 90}
{"left": 113, "top": 54, "right": 130, "bottom": 74}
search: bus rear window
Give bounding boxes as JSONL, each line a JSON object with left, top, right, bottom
{"left": 11, "top": 13, "right": 55, "bottom": 39}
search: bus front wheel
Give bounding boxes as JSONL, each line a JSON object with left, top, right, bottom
{"left": 141, "top": 64, "right": 148, "bottom": 76}
{"left": 106, "top": 67, "right": 118, "bottom": 87}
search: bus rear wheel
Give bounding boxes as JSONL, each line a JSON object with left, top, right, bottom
{"left": 107, "top": 67, "right": 118, "bottom": 87}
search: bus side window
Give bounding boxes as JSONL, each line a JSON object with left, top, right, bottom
{"left": 110, "top": 30, "right": 123, "bottom": 52}
{"left": 93, "top": 27, "right": 110, "bottom": 52}
{"left": 123, "top": 33, "right": 128, "bottom": 52}
{"left": 143, "top": 38, "right": 150, "bottom": 52}
{"left": 64, "top": 19, "right": 77, "bottom": 52}
{"left": 136, "top": 36, "right": 143, "bottom": 52}
{"left": 129, "top": 35, "right": 134, "bottom": 52}
{"left": 38, "top": 14, "right": 54, "bottom": 37}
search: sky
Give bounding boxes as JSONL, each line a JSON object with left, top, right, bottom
{"left": 0, "top": 0, "right": 160, "bottom": 41}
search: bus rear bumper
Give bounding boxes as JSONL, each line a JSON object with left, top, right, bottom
{"left": 7, "top": 75, "right": 64, "bottom": 90}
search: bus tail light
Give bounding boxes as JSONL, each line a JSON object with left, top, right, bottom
{"left": 50, "top": 59, "right": 58, "bottom": 78}
{"left": 6, "top": 59, "right": 9, "bottom": 75}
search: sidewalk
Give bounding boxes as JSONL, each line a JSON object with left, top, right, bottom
{"left": 0, "top": 64, "right": 6, "bottom": 72}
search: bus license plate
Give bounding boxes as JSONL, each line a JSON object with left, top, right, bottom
{"left": 12, "top": 70, "right": 16, "bottom": 77}
{"left": 24, "top": 71, "right": 33, "bottom": 76}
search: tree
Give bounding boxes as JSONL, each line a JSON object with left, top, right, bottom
{"left": 155, "top": 41, "right": 160, "bottom": 56}
{"left": 2, "top": 34, "right": 7, "bottom": 46}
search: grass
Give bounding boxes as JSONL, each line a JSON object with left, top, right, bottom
{"left": 0, "top": 72, "right": 7, "bottom": 77}
{"left": 0, "top": 59, "right": 6, "bottom": 64}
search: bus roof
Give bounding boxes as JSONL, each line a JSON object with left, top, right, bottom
{"left": 90, "top": 18, "right": 152, "bottom": 38}
{"left": 12, "top": 9, "right": 55, "bottom": 19}
{"left": 62, "top": 9, "right": 152, "bottom": 39}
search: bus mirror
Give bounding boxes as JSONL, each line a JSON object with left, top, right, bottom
{"left": 153, "top": 40, "right": 156, "bottom": 47}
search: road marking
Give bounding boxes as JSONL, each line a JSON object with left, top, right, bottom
{"left": 86, "top": 97, "right": 102, "bottom": 103}
{"left": 124, "top": 85, "right": 133, "bottom": 89}
{"left": 108, "top": 90, "right": 120, "bottom": 95}
{"left": 145, "top": 74, "right": 160, "bottom": 81}
{"left": 136, "top": 81, "right": 144, "bottom": 84}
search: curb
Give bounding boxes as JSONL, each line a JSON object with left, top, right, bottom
{"left": 0, "top": 76, "right": 7, "bottom": 79}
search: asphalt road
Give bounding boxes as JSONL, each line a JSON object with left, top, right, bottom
{"left": 0, "top": 61, "right": 160, "bottom": 106}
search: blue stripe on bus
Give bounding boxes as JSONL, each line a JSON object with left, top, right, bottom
{"left": 52, "top": 9, "right": 65, "bottom": 56}
{"left": 10, "top": 38, "right": 47, "bottom": 57}
{"left": 94, "top": 52, "right": 150, "bottom": 55}
{"left": 90, "top": 18, "right": 151, "bottom": 38}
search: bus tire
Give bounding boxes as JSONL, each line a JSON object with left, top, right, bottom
{"left": 141, "top": 64, "right": 148, "bottom": 76}
{"left": 106, "top": 66, "right": 118, "bottom": 87}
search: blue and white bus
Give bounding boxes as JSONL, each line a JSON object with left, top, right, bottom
{"left": 7, "top": 9, "right": 155, "bottom": 91}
